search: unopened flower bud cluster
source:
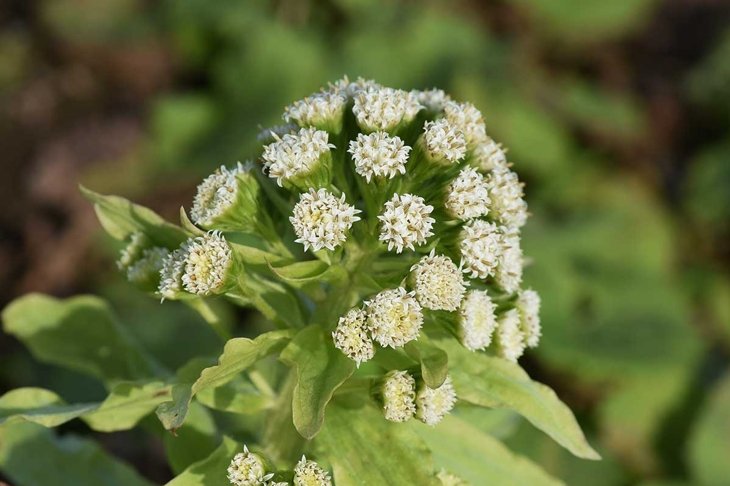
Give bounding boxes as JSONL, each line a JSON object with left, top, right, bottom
{"left": 228, "top": 446, "right": 331, "bottom": 486}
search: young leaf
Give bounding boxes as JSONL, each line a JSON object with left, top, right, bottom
{"left": 0, "top": 422, "right": 154, "bottom": 486}
{"left": 315, "top": 403, "right": 438, "bottom": 486}
{"left": 196, "top": 378, "right": 274, "bottom": 415}
{"left": 165, "top": 436, "right": 238, "bottom": 486}
{"left": 83, "top": 381, "right": 171, "bottom": 432}
{"left": 413, "top": 414, "right": 563, "bottom": 486}
{"left": 157, "top": 331, "right": 293, "bottom": 430}
{"left": 266, "top": 259, "right": 346, "bottom": 289}
{"left": 279, "top": 325, "right": 356, "bottom": 439}
{"left": 2, "top": 294, "right": 160, "bottom": 384}
{"left": 0, "top": 388, "right": 96, "bottom": 428}
{"left": 404, "top": 340, "right": 449, "bottom": 389}
{"left": 80, "top": 186, "right": 188, "bottom": 247}
{"left": 440, "top": 339, "right": 600, "bottom": 460}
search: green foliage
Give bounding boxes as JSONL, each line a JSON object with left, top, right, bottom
{"left": 688, "top": 372, "right": 730, "bottom": 485}
{"left": 442, "top": 339, "right": 599, "bottom": 460}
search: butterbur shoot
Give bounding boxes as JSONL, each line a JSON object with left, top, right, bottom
{"left": 2, "top": 76, "right": 600, "bottom": 486}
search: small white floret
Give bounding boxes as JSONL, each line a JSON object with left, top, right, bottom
{"left": 348, "top": 132, "right": 411, "bottom": 182}
{"left": 457, "top": 289, "right": 497, "bottom": 351}
{"left": 445, "top": 167, "right": 490, "bottom": 220}
{"left": 382, "top": 370, "right": 417, "bottom": 422}
{"left": 496, "top": 309, "right": 526, "bottom": 362}
{"left": 459, "top": 220, "right": 503, "bottom": 279}
{"left": 332, "top": 308, "right": 374, "bottom": 366}
{"left": 378, "top": 193, "right": 435, "bottom": 253}
{"left": 290, "top": 188, "right": 361, "bottom": 252}
{"left": 416, "top": 376, "right": 457, "bottom": 426}
{"left": 409, "top": 251, "right": 466, "bottom": 311}
{"left": 365, "top": 287, "right": 423, "bottom": 348}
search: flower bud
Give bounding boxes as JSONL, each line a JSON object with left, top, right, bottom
{"left": 486, "top": 168, "right": 528, "bottom": 231}
{"left": 378, "top": 193, "right": 435, "bottom": 253}
{"left": 262, "top": 127, "right": 334, "bottom": 191}
{"left": 332, "top": 308, "right": 374, "bottom": 366}
{"left": 415, "top": 375, "right": 457, "bottom": 426}
{"left": 290, "top": 188, "right": 361, "bottom": 252}
{"left": 444, "top": 167, "right": 490, "bottom": 221}
{"left": 459, "top": 220, "right": 503, "bottom": 279}
{"left": 117, "top": 232, "right": 169, "bottom": 291}
{"left": 418, "top": 119, "right": 467, "bottom": 166}
{"left": 353, "top": 86, "right": 422, "bottom": 134}
{"left": 365, "top": 287, "right": 423, "bottom": 348}
{"left": 181, "top": 231, "right": 237, "bottom": 296}
{"left": 408, "top": 251, "right": 466, "bottom": 311}
{"left": 496, "top": 309, "right": 526, "bottom": 362}
{"left": 348, "top": 132, "right": 410, "bottom": 183}
{"left": 494, "top": 233, "right": 523, "bottom": 294}
{"left": 284, "top": 91, "right": 347, "bottom": 135}
{"left": 293, "top": 456, "right": 332, "bottom": 486}
{"left": 228, "top": 445, "right": 268, "bottom": 486}
{"left": 444, "top": 101, "right": 488, "bottom": 149}
{"left": 517, "top": 289, "right": 541, "bottom": 348}
{"left": 190, "top": 162, "right": 264, "bottom": 233}
{"left": 471, "top": 137, "right": 509, "bottom": 172}
{"left": 457, "top": 289, "right": 497, "bottom": 351}
{"left": 381, "top": 370, "right": 417, "bottom": 422}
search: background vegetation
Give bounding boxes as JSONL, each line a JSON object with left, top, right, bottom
{"left": 1, "top": 0, "right": 729, "bottom": 484}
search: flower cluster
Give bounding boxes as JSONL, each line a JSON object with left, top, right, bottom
{"left": 115, "top": 77, "right": 543, "bottom": 454}
{"left": 228, "top": 447, "right": 331, "bottom": 486}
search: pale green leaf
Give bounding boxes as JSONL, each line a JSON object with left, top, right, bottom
{"left": 0, "top": 422, "right": 154, "bottom": 486}
{"left": 404, "top": 339, "right": 448, "bottom": 389}
{"left": 315, "top": 402, "right": 438, "bottom": 486}
{"left": 166, "top": 436, "right": 238, "bottom": 486}
{"left": 196, "top": 378, "right": 273, "bottom": 415}
{"left": 0, "top": 388, "right": 96, "bottom": 428}
{"left": 84, "top": 381, "right": 171, "bottom": 432}
{"left": 440, "top": 339, "right": 599, "bottom": 460}
{"left": 80, "top": 185, "right": 188, "bottom": 247}
{"left": 280, "top": 326, "right": 356, "bottom": 439}
{"left": 157, "top": 331, "right": 292, "bottom": 430}
{"left": 2, "top": 294, "right": 159, "bottom": 383}
{"left": 164, "top": 401, "right": 220, "bottom": 475}
{"left": 413, "top": 414, "right": 563, "bottom": 485}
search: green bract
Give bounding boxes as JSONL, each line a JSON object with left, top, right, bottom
{"left": 1, "top": 77, "right": 598, "bottom": 485}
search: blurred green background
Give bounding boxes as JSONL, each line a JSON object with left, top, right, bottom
{"left": 1, "top": 0, "right": 728, "bottom": 484}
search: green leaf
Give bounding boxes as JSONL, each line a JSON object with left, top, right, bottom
{"left": 157, "top": 331, "right": 293, "bottom": 430}
{"left": 164, "top": 401, "right": 220, "bottom": 476}
{"left": 266, "top": 259, "right": 345, "bottom": 289}
{"left": 440, "top": 339, "right": 600, "bottom": 460}
{"left": 404, "top": 339, "right": 448, "bottom": 388}
{"left": 196, "top": 378, "right": 274, "bottom": 415}
{"left": 166, "top": 436, "right": 238, "bottom": 486}
{"left": 0, "top": 422, "right": 154, "bottom": 486}
{"left": 179, "top": 206, "right": 205, "bottom": 236}
{"left": 84, "top": 381, "right": 171, "bottom": 432}
{"left": 2, "top": 294, "right": 159, "bottom": 384}
{"left": 413, "top": 414, "right": 563, "bottom": 485}
{"left": 688, "top": 372, "right": 730, "bottom": 485}
{"left": 0, "top": 388, "right": 96, "bottom": 428}
{"left": 315, "top": 403, "right": 438, "bottom": 486}
{"left": 280, "top": 326, "right": 356, "bottom": 439}
{"left": 80, "top": 186, "right": 188, "bottom": 247}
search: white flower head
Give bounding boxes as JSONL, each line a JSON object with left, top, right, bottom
{"left": 412, "top": 88, "right": 451, "bottom": 112}
{"left": 181, "top": 231, "right": 233, "bottom": 296}
{"left": 495, "top": 233, "right": 523, "bottom": 294}
{"left": 378, "top": 193, "right": 435, "bottom": 253}
{"left": 444, "top": 101, "right": 488, "bottom": 147}
{"left": 445, "top": 167, "right": 490, "bottom": 220}
{"left": 473, "top": 137, "right": 509, "bottom": 172}
{"left": 158, "top": 242, "right": 191, "bottom": 300}
{"left": 290, "top": 188, "right": 361, "bottom": 252}
{"left": 517, "top": 289, "right": 541, "bottom": 348}
{"left": 457, "top": 289, "right": 497, "bottom": 351}
{"left": 227, "top": 445, "right": 267, "bottom": 486}
{"left": 348, "top": 132, "right": 411, "bottom": 182}
{"left": 382, "top": 370, "right": 416, "bottom": 422}
{"left": 422, "top": 119, "right": 467, "bottom": 164}
{"left": 294, "top": 456, "right": 332, "bottom": 486}
{"left": 332, "top": 308, "right": 374, "bottom": 366}
{"left": 284, "top": 91, "right": 347, "bottom": 130}
{"left": 353, "top": 86, "right": 422, "bottom": 132}
{"left": 409, "top": 251, "right": 466, "bottom": 311}
{"left": 126, "top": 247, "right": 169, "bottom": 286}
{"left": 262, "top": 127, "right": 334, "bottom": 187}
{"left": 191, "top": 162, "right": 255, "bottom": 228}
{"left": 459, "top": 220, "right": 503, "bottom": 279}
{"left": 416, "top": 376, "right": 457, "bottom": 426}
{"left": 486, "top": 169, "right": 528, "bottom": 230}
{"left": 497, "top": 309, "right": 526, "bottom": 362}
{"left": 365, "top": 287, "right": 423, "bottom": 348}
